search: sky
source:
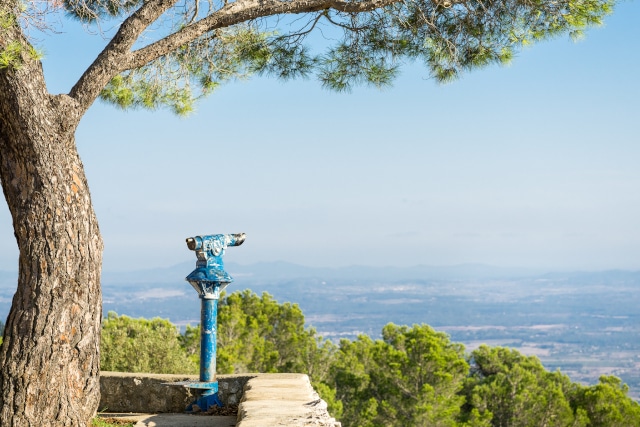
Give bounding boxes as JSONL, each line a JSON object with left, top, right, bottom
{"left": 1, "top": 3, "right": 639, "bottom": 272}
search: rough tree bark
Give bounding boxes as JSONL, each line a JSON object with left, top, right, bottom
{"left": 0, "top": 29, "right": 103, "bottom": 426}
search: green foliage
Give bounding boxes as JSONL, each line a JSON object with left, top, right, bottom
{"left": 91, "top": 0, "right": 614, "bottom": 110}
{"left": 100, "top": 26, "right": 313, "bottom": 115}
{"left": 0, "top": 41, "right": 23, "bottom": 69}
{"left": 100, "top": 73, "right": 197, "bottom": 116}
{"left": 0, "top": 7, "right": 43, "bottom": 70}
{"left": 216, "top": 290, "right": 333, "bottom": 380}
{"left": 63, "top": 0, "right": 144, "bottom": 22}
{"left": 313, "top": 381, "right": 344, "bottom": 420}
{"left": 570, "top": 376, "right": 640, "bottom": 425}
{"left": 312, "top": 0, "right": 615, "bottom": 89}
{"left": 100, "top": 312, "right": 197, "bottom": 374}
{"left": 462, "top": 346, "right": 640, "bottom": 427}
{"left": 177, "top": 323, "right": 200, "bottom": 365}
{"left": 328, "top": 324, "right": 469, "bottom": 427}
{"left": 0, "top": 41, "right": 43, "bottom": 69}
{"left": 97, "top": 295, "right": 640, "bottom": 426}
{"left": 179, "top": 290, "right": 339, "bottom": 415}
{"left": 319, "top": 40, "right": 400, "bottom": 92}
{"left": 325, "top": 328, "right": 640, "bottom": 427}
{"left": 92, "top": 416, "right": 134, "bottom": 427}
{"left": 464, "top": 346, "right": 577, "bottom": 427}
{"left": 0, "top": 8, "right": 16, "bottom": 30}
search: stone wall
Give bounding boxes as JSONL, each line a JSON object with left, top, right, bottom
{"left": 99, "top": 372, "right": 340, "bottom": 426}
{"left": 99, "top": 372, "right": 254, "bottom": 413}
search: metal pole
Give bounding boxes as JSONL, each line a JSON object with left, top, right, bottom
{"left": 200, "top": 297, "right": 218, "bottom": 383}
{"left": 165, "top": 233, "right": 245, "bottom": 413}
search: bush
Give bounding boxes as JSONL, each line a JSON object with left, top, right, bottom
{"left": 100, "top": 312, "right": 197, "bottom": 374}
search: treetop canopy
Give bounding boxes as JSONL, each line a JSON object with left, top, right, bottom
{"left": 5, "top": 0, "right": 615, "bottom": 114}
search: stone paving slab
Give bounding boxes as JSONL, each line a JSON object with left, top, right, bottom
{"left": 100, "top": 372, "right": 340, "bottom": 426}
{"left": 99, "top": 413, "right": 237, "bottom": 427}
{"left": 236, "top": 374, "right": 340, "bottom": 427}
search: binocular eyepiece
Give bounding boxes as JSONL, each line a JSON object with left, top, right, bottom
{"left": 185, "top": 233, "right": 246, "bottom": 297}
{"left": 186, "top": 233, "right": 246, "bottom": 256}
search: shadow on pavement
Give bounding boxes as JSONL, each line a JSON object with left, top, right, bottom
{"left": 99, "top": 413, "right": 237, "bottom": 427}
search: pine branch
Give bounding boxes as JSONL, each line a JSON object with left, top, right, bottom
{"left": 127, "top": 0, "right": 400, "bottom": 70}
{"left": 69, "top": 0, "right": 179, "bottom": 111}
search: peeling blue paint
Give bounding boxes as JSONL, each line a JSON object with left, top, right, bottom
{"left": 185, "top": 233, "right": 246, "bottom": 298}
{"left": 182, "top": 233, "right": 246, "bottom": 412}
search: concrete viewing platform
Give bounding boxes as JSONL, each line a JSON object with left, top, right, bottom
{"left": 99, "top": 372, "right": 341, "bottom": 426}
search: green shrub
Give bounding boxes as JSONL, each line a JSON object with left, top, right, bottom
{"left": 100, "top": 312, "right": 197, "bottom": 374}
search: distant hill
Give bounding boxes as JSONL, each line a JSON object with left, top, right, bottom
{"left": 96, "top": 261, "right": 548, "bottom": 288}
{"left": 1, "top": 263, "right": 639, "bottom": 399}
{"left": 2, "top": 261, "right": 639, "bottom": 289}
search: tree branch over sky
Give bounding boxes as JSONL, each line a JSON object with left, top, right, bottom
{"left": 67, "top": 0, "right": 181, "bottom": 109}
{"left": 60, "top": 0, "right": 616, "bottom": 114}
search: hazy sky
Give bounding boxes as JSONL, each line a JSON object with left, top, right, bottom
{"left": 1, "top": 3, "right": 639, "bottom": 272}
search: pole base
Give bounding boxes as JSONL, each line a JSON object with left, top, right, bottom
{"left": 163, "top": 380, "right": 224, "bottom": 412}
{"left": 186, "top": 389, "right": 224, "bottom": 413}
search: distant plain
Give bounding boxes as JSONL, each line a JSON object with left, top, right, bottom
{"left": 1, "top": 263, "right": 638, "bottom": 399}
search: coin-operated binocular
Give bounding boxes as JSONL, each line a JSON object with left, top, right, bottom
{"left": 180, "top": 233, "right": 245, "bottom": 412}
{"left": 185, "top": 233, "right": 246, "bottom": 298}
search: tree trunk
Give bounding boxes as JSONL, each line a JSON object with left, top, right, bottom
{"left": 0, "top": 35, "right": 103, "bottom": 426}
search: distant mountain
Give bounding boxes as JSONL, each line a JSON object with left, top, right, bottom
{"left": 2, "top": 263, "right": 639, "bottom": 290}
{"left": 94, "top": 261, "right": 548, "bottom": 289}
{"left": 2, "top": 262, "right": 639, "bottom": 401}
{"left": 540, "top": 269, "right": 640, "bottom": 284}
{"left": 220, "top": 262, "right": 553, "bottom": 285}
